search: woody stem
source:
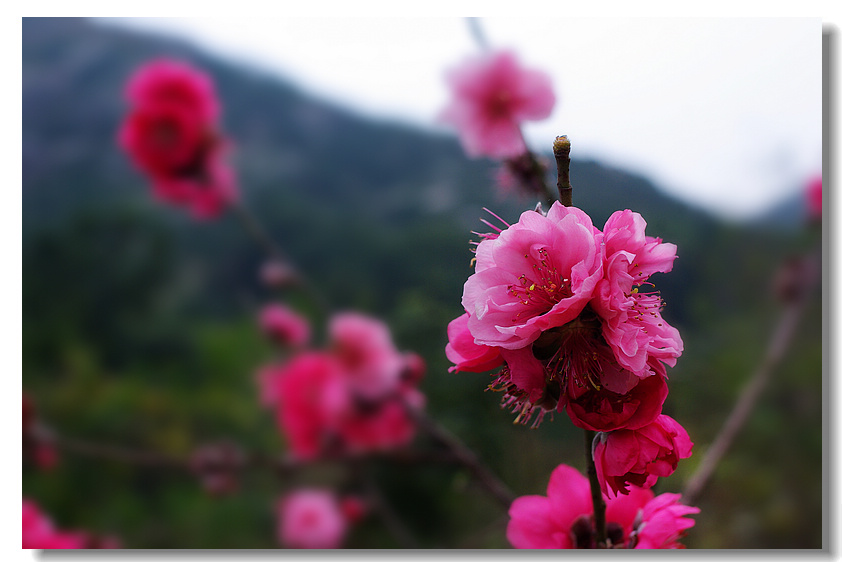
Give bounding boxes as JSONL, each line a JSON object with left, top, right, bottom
{"left": 584, "top": 429, "right": 607, "bottom": 547}
{"left": 553, "top": 135, "right": 573, "bottom": 207}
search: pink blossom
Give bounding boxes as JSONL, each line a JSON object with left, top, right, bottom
{"left": 334, "top": 390, "right": 421, "bottom": 454}
{"left": 594, "top": 415, "right": 693, "bottom": 497}
{"left": 592, "top": 210, "right": 683, "bottom": 378}
{"left": 329, "top": 312, "right": 405, "bottom": 399}
{"left": 441, "top": 50, "right": 555, "bottom": 158}
{"left": 259, "top": 303, "right": 311, "bottom": 348}
{"left": 562, "top": 347, "right": 668, "bottom": 432}
{"left": 119, "top": 58, "right": 238, "bottom": 219}
{"left": 339, "top": 497, "right": 367, "bottom": 524}
{"left": 126, "top": 58, "right": 219, "bottom": 121}
{"left": 256, "top": 353, "right": 348, "bottom": 460}
{"left": 455, "top": 204, "right": 684, "bottom": 431}
{"left": 400, "top": 351, "right": 426, "bottom": 387}
{"left": 506, "top": 464, "right": 698, "bottom": 549}
{"left": 277, "top": 489, "right": 348, "bottom": 549}
{"left": 807, "top": 175, "right": 822, "bottom": 220}
{"left": 445, "top": 312, "right": 504, "bottom": 373}
{"left": 22, "top": 499, "right": 86, "bottom": 549}
{"left": 258, "top": 314, "right": 424, "bottom": 458}
{"left": 147, "top": 146, "right": 238, "bottom": 219}
{"left": 462, "top": 203, "right": 603, "bottom": 350}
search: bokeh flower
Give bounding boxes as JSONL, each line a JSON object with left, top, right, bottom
{"left": 259, "top": 303, "right": 311, "bottom": 348}
{"left": 119, "top": 58, "right": 237, "bottom": 218}
{"left": 258, "top": 313, "right": 424, "bottom": 459}
{"left": 22, "top": 499, "right": 87, "bottom": 549}
{"left": 277, "top": 490, "right": 349, "bottom": 549}
{"left": 441, "top": 50, "right": 555, "bottom": 158}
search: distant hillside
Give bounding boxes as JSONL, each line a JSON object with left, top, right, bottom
{"left": 22, "top": 16, "right": 799, "bottom": 334}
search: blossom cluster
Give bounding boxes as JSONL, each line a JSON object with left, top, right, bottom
{"left": 447, "top": 202, "right": 692, "bottom": 497}
{"left": 119, "top": 59, "right": 237, "bottom": 218}
{"left": 507, "top": 464, "right": 698, "bottom": 549}
{"left": 259, "top": 312, "right": 425, "bottom": 460}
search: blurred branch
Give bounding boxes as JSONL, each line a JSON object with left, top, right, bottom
{"left": 50, "top": 434, "right": 461, "bottom": 474}
{"left": 682, "top": 248, "right": 820, "bottom": 506}
{"left": 229, "top": 198, "right": 329, "bottom": 314}
{"left": 355, "top": 462, "right": 420, "bottom": 548}
{"left": 465, "top": 17, "right": 490, "bottom": 52}
{"left": 402, "top": 399, "right": 516, "bottom": 510}
{"left": 53, "top": 435, "right": 188, "bottom": 469}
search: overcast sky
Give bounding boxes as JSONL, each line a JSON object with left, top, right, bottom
{"left": 100, "top": 17, "right": 823, "bottom": 220}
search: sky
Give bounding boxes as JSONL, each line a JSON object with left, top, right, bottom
{"left": 99, "top": 17, "right": 823, "bottom": 220}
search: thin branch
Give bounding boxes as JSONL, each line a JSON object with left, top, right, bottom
{"left": 356, "top": 463, "right": 420, "bottom": 548}
{"left": 682, "top": 249, "right": 820, "bottom": 506}
{"left": 402, "top": 399, "right": 516, "bottom": 510}
{"left": 229, "top": 198, "right": 330, "bottom": 314}
{"left": 50, "top": 434, "right": 459, "bottom": 473}
{"left": 583, "top": 429, "right": 607, "bottom": 547}
{"left": 465, "top": 17, "right": 490, "bottom": 52}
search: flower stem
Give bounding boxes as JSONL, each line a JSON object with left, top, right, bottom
{"left": 584, "top": 429, "right": 607, "bottom": 547}
{"left": 553, "top": 135, "right": 573, "bottom": 207}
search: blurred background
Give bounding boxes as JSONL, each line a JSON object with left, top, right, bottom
{"left": 22, "top": 16, "right": 823, "bottom": 548}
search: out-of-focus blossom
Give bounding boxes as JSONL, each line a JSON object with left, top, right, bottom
{"left": 257, "top": 353, "right": 347, "bottom": 460}
{"left": 22, "top": 499, "right": 87, "bottom": 549}
{"left": 329, "top": 312, "right": 405, "bottom": 400}
{"left": 400, "top": 351, "right": 427, "bottom": 386}
{"left": 594, "top": 415, "right": 693, "bottom": 497}
{"left": 494, "top": 153, "right": 550, "bottom": 199}
{"left": 277, "top": 489, "right": 349, "bottom": 549}
{"left": 807, "top": 175, "right": 822, "bottom": 221}
{"left": 441, "top": 50, "right": 555, "bottom": 159}
{"left": 339, "top": 497, "right": 367, "bottom": 524}
{"left": 119, "top": 58, "right": 237, "bottom": 219}
{"left": 258, "top": 313, "right": 424, "bottom": 459}
{"left": 260, "top": 260, "right": 300, "bottom": 288}
{"left": 506, "top": 464, "right": 699, "bottom": 549}
{"left": 259, "top": 303, "right": 311, "bottom": 348}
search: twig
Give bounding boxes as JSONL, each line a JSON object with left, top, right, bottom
{"left": 583, "top": 429, "right": 607, "bottom": 547}
{"left": 50, "top": 434, "right": 459, "bottom": 473}
{"left": 682, "top": 249, "right": 820, "bottom": 506}
{"left": 402, "top": 400, "right": 516, "bottom": 510}
{"left": 356, "top": 463, "right": 420, "bottom": 548}
{"left": 465, "top": 17, "right": 490, "bottom": 52}
{"left": 229, "top": 198, "right": 329, "bottom": 314}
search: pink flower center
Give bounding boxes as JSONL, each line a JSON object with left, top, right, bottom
{"left": 507, "top": 247, "right": 572, "bottom": 321}
{"left": 486, "top": 89, "right": 514, "bottom": 118}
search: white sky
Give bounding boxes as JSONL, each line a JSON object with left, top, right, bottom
{"left": 99, "top": 17, "right": 822, "bottom": 220}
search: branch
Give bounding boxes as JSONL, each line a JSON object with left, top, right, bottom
{"left": 584, "top": 429, "right": 607, "bottom": 547}
{"left": 402, "top": 399, "right": 516, "bottom": 510}
{"left": 682, "top": 249, "right": 820, "bottom": 506}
